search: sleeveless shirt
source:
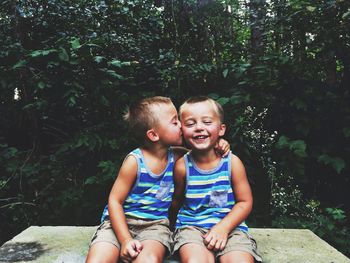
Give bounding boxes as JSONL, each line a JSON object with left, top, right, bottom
{"left": 176, "top": 152, "right": 248, "bottom": 232}
{"left": 101, "top": 148, "right": 174, "bottom": 222}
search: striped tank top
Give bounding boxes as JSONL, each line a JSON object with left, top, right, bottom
{"left": 101, "top": 148, "right": 174, "bottom": 222}
{"left": 176, "top": 152, "right": 248, "bottom": 232}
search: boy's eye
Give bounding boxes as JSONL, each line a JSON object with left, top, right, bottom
{"left": 185, "top": 122, "right": 195, "bottom": 127}
{"left": 203, "top": 120, "right": 212, "bottom": 124}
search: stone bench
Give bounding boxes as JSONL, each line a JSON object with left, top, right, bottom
{"left": 0, "top": 226, "right": 349, "bottom": 263}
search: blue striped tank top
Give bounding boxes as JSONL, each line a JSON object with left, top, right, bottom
{"left": 101, "top": 148, "right": 174, "bottom": 222}
{"left": 176, "top": 152, "right": 248, "bottom": 232}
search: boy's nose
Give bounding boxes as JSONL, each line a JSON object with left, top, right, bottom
{"left": 195, "top": 122, "right": 204, "bottom": 130}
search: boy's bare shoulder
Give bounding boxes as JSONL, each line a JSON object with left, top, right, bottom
{"left": 230, "top": 153, "right": 245, "bottom": 168}
{"left": 230, "top": 153, "right": 241, "bottom": 161}
{"left": 174, "top": 155, "right": 186, "bottom": 176}
{"left": 120, "top": 153, "right": 138, "bottom": 171}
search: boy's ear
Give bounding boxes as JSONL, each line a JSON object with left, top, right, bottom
{"left": 146, "top": 129, "right": 160, "bottom": 142}
{"left": 219, "top": 124, "right": 226, "bottom": 137}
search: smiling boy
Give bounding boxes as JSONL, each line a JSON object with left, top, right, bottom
{"left": 170, "top": 96, "right": 262, "bottom": 263}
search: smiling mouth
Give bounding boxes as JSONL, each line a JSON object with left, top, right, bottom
{"left": 193, "top": 135, "right": 209, "bottom": 140}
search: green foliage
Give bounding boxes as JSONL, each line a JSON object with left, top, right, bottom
{"left": 276, "top": 136, "right": 307, "bottom": 158}
{"left": 1, "top": 0, "right": 349, "bottom": 256}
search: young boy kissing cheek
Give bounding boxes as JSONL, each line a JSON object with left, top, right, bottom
{"left": 150, "top": 102, "right": 183, "bottom": 146}
{"left": 180, "top": 100, "right": 226, "bottom": 151}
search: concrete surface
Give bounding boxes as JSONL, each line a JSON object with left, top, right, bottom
{"left": 0, "top": 226, "right": 349, "bottom": 263}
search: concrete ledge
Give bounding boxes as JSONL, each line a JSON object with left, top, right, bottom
{"left": 0, "top": 226, "right": 349, "bottom": 263}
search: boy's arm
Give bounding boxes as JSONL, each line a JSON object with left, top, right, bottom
{"left": 108, "top": 155, "right": 142, "bottom": 261}
{"left": 203, "top": 154, "right": 253, "bottom": 251}
{"left": 169, "top": 157, "right": 186, "bottom": 230}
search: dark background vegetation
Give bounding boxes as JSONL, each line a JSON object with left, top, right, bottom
{"left": 1, "top": 0, "right": 349, "bottom": 256}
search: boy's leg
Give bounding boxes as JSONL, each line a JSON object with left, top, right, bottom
{"left": 179, "top": 243, "right": 215, "bottom": 263}
{"left": 129, "top": 218, "right": 172, "bottom": 263}
{"left": 217, "top": 230, "right": 262, "bottom": 263}
{"left": 173, "top": 226, "right": 215, "bottom": 263}
{"left": 86, "top": 220, "right": 120, "bottom": 263}
{"left": 219, "top": 250, "right": 254, "bottom": 263}
{"left": 86, "top": 242, "right": 119, "bottom": 263}
{"left": 132, "top": 240, "right": 166, "bottom": 263}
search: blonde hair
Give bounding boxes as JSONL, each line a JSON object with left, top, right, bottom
{"left": 123, "top": 96, "right": 172, "bottom": 143}
{"left": 179, "top": 96, "right": 224, "bottom": 123}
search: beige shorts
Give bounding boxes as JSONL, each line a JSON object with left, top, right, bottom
{"left": 90, "top": 218, "right": 172, "bottom": 253}
{"left": 173, "top": 226, "right": 262, "bottom": 262}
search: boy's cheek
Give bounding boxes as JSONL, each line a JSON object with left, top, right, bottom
{"left": 181, "top": 129, "right": 192, "bottom": 139}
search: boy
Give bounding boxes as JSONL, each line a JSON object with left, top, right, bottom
{"left": 170, "top": 96, "right": 262, "bottom": 263}
{"left": 86, "top": 96, "right": 229, "bottom": 263}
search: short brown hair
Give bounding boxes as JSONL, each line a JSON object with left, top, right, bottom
{"left": 124, "top": 96, "right": 172, "bottom": 143}
{"left": 179, "top": 96, "right": 224, "bottom": 123}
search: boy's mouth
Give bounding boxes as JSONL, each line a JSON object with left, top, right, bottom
{"left": 193, "top": 135, "right": 209, "bottom": 140}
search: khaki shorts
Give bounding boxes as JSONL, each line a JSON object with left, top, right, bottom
{"left": 90, "top": 218, "right": 172, "bottom": 253}
{"left": 173, "top": 226, "right": 262, "bottom": 262}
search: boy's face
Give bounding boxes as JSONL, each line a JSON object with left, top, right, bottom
{"left": 153, "top": 102, "right": 183, "bottom": 146}
{"left": 180, "top": 101, "right": 225, "bottom": 151}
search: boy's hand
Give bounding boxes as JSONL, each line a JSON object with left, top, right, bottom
{"left": 215, "top": 138, "right": 230, "bottom": 157}
{"left": 202, "top": 224, "right": 229, "bottom": 252}
{"left": 120, "top": 238, "right": 143, "bottom": 262}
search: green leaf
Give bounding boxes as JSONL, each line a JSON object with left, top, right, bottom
{"left": 318, "top": 154, "right": 345, "bottom": 173}
{"left": 86, "top": 43, "right": 102, "bottom": 48}
{"left": 38, "top": 81, "right": 45, "bottom": 89}
{"left": 217, "top": 97, "right": 230, "bottom": 106}
{"left": 325, "top": 208, "right": 346, "bottom": 221}
{"left": 94, "top": 56, "right": 105, "bottom": 63}
{"left": 85, "top": 176, "right": 97, "bottom": 185}
{"left": 67, "top": 96, "right": 76, "bottom": 107}
{"left": 70, "top": 38, "right": 81, "bottom": 50}
{"left": 109, "top": 60, "right": 122, "bottom": 67}
{"left": 121, "top": 61, "right": 131, "bottom": 66}
{"left": 342, "top": 10, "right": 350, "bottom": 20}
{"left": 12, "top": 60, "right": 27, "bottom": 69}
{"left": 106, "top": 70, "right": 124, "bottom": 79}
{"left": 108, "top": 60, "right": 131, "bottom": 67}
{"left": 276, "top": 136, "right": 307, "bottom": 157}
{"left": 29, "top": 49, "right": 57, "bottom": 57}
{"left": 229, "top": 94, "right": 249, "bottom": 105}
{"left": 276, "top": 135, "right": 290, "bottom": 149}
{"left": 306, "top": 6, "right": 316, "bottom": 12}
{"left": 222, "top": 69, "right": 229, "bottom": 78}
{"left": 58, "top": 47, "right": 69, "bottom": 61}
{"left": 290, "top": 140, "right": 307, "bottom": 157}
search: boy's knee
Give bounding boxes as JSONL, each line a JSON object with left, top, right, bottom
{"left": 86, "top": 256, "right": 115, "bottom": 263}
{"left": 133, "top": 252, "right": 163, "bottom": 263}
{"left": 86, "top": 243, "right": 119, "bottom": 263}
{"left": 182, "top": 259, "right": 214, "bottom": 263}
